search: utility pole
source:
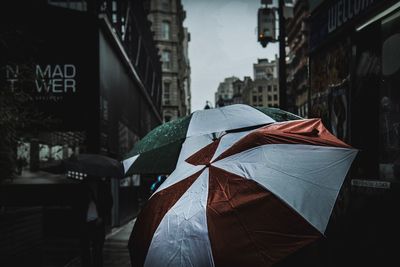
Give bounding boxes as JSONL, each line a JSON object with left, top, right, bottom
{"left": 278, "top": 0, "right": 287, "bottom": 110}
{"left": 258, "top": 0, "right": 288, "bottom": 110}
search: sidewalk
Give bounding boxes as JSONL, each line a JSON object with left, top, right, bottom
{"left": 65, "top": 219, "right": 135, "bottom": 267}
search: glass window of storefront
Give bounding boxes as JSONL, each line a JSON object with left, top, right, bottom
{"left": 380, "top": 10, "right": 400, "bottom": 180}
{"left": 353, "top": 7, "right": 400, "bottom": 181}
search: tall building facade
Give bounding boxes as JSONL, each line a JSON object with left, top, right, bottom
{"left": 214, "top": 58, "right": 279, "bottom": 108}
{"left": 286, "top": 0, "right": 310, "bottom": 118}
{"left": 145, "top": 0, "right": 191, "bottom": 122}
{"left": 242, "top": 58, "right": 279, "bottom": 108}
{"left": 307, "top": 1, "right": 400, "bottom": 265}
{"left": 254, "top": 57, "right": 279, "bottom": 80}
{"left": 215, "top": 76, "right": 238, "bottom": 107}
{"left": 1, "top": 0, "right": 163, "bottom": 182}
{"left": 309, "top": 0, "right": 400, "bottom": 180}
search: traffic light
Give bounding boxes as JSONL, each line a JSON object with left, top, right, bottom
{"left": 257, "top": 7, "right": 276, "bottom": 48}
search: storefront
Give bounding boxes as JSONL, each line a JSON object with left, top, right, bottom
{"left": 1, "top": 3, "right": 162, "bottom": 264}
{"left": 309, "top": 0, "right": 400, "bottom": 182}
{"left": 307, "top": 3, "right": 400, "bottom": 265}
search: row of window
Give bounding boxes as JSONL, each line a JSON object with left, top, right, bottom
{"left": 254, "top": 85, "right": 278, "bottom": 93}
{"left": 252, "top": 103, "right": 279, "bottom": 108}
{"left": 252, "top": 94, "right": 278, "bottom": 102}
{"left": 298, "top": 104, "right": 308, "bottom": 118}
{"left": 161, "top": 0, "right": 171, "bottom": 11}
{"left": 255, "top": 72, "right": 274, "bottom": 80}
{"left": 163, "top": 82, "right": 171, "bottom": 105}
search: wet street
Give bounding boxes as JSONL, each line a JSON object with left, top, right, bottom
{"left": 65, "top": 219, "right": 135, "bottom": 267}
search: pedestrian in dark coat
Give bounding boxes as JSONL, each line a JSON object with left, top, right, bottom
{"left": 79, "top": 177, "right": 113, "bottom": 267}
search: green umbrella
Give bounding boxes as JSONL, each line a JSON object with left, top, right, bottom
{"left": 122, "top": 104, "right": 302, "bottom": 175}
{"left": 256, "top": 107, "right": 302, "bottom": 122}
{"left": 123, "top": 116, "right": 191, "bottom": 175}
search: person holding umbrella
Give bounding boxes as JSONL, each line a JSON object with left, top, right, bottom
{"left": 79, "top": 177, "right": 113, "bottom": 267}
{"left": 62, "top": 153, "right": 122, "bottom": 266}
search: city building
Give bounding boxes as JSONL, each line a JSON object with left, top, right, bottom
{"left": 215, "top": 76, "right": 238, "bottom": 107}
{"left": 309, "top": 0, "right": 400, "bottom": 180}
{"left": 0, "top": 0, "right": 162, "bottom": 264}
{"left": 215, "top": 58, "right": 279, "bottom": 108}
{"left": 308, "top": 0, "right": 400, "bottom": 265}
{"left": 145, "top": 0, "right": 191, "bottom": 122}
{"left": 243, "top": 79, "right": 280, "bottom": 108}
{"left": 240, "top": 58, "right": 279, "bottom": 108}
{"left": 286, "top": 0, "right": 310, "bottom": 118}
{"left": 182, "top": 27, "right": 191, "bottom": 115}
{"left": 254, "top": 57, "right": 279, "bottom": 80}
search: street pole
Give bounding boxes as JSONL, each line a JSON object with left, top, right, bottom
{"left": 278, "top": 0, "right": 287, "bottom": 110}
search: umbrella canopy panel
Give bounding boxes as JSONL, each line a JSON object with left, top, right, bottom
{"left": 186, "top": 104, "right": 275, "bottom": 137}
{"left": 129, "top": 140, "right": 184, "bottom": 174}
{"left": 125, "top": 116, "right": 191, "bottom": 160}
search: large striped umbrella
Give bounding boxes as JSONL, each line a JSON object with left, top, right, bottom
{"left": 128, "top": 118, "right": 357, "bottom": 267}
{"left": 122, "top": 104, "right": 301, "bottom": 175}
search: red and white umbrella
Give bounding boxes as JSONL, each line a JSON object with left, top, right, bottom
{"left": 128, "top": 119, "right": 358, "bottom": 267}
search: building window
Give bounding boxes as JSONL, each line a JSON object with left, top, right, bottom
{"left": 255, "top": 70, "right": 264, "bottom": 79}
{"left": 274, "top": 94, "right": 278, "bottom": 101}
{"left": 268, "top": 85, "right": 272, "bottom": 91}
{"left": 268, "top": 95, "right": 272, "bottom": 101}
{"left": 377, "top": 9, "right": 400, "bottom": 180}
{"left": 163, "top": 82, "right": 170, "bottom": 104}
{"left": 161, "top": 0, "right": 170, "bottom": 10}
{"left": 252, "top": 95, "right": 257, "bottom": 103}
{"left": 111, "top": 1, "right": 117, "bottom": 23}
{"left": 273, "top": 85, "right": 278, "bottom": 91}
{"left": 258, "top": 95, "right": 263, "bottom": 102}
{"left": 151, "top": 72, "right": 156, "bottom": 96}
{"left": 164, "top": 115, "right": 171, "bottom": 122}
{"left": 161, "top": 50, "right": 171, "bottom": 69}
{"left": 161, "top": 21, "right": 171, "bottom": 40}
{"left": 47, "top": 0, "right": 88, "bottom": 11}
{"left": 101, "top": 98, "right": 108, "bottom": 121}
{"left": 258, "top": 86, "right": 263, "bottom": 93}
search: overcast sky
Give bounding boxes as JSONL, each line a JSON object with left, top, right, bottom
{"left": 182, "top": 0, "right": 279, "bottom": 112}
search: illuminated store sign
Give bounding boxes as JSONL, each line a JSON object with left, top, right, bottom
{"left": 328, "top": 0, "right": 376, "bottom": 33}
{"left": 6, "top": 64, "right": 77, "bottom": 98}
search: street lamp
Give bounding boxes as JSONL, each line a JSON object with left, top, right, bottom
{"left": 278, "top": 0, "right": 287, "bottom": 111}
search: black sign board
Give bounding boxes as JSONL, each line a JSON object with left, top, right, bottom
{"left": 1, "top": 5, "right": 99, "bottom": 132}
{"left": 310, "top": 0, "right": 380, "bottom": 51}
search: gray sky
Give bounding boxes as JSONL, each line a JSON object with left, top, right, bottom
{"left": 182, "top": 0, "right": 279, "bottom": 112}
